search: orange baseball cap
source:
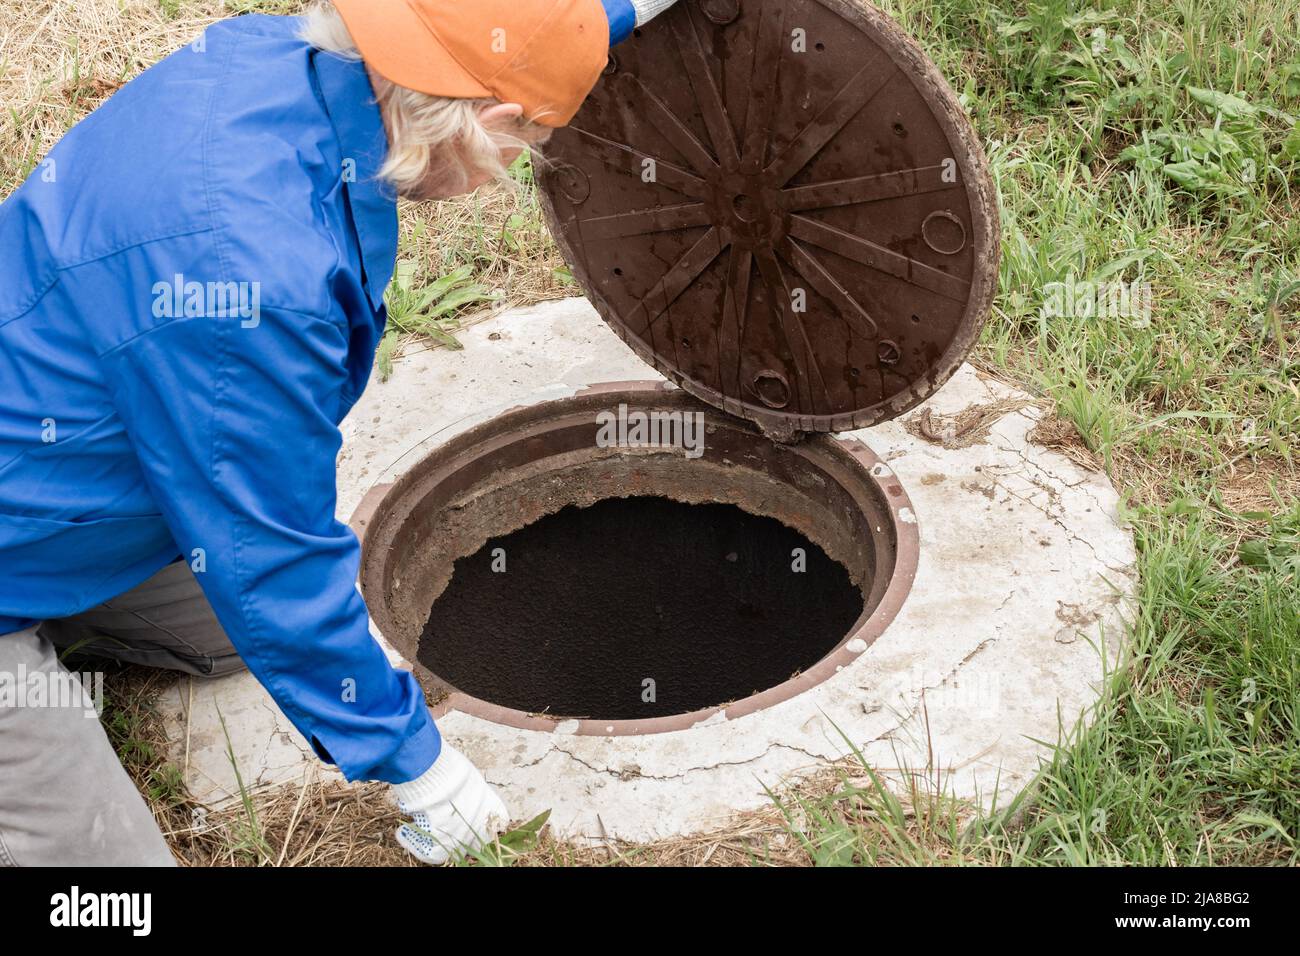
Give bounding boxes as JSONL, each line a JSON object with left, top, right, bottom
{"left": 332, "top": 0, "right": 610, "bottom": 127}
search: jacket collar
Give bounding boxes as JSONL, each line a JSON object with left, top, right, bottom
{"left": 311, "top": 49, "right": 398, "bottom": 313}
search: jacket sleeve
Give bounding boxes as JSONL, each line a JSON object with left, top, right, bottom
{"left": 100, "top": 297, "right": 440, "bottom": 784}
{"left": 602, "top": 0, "right": 679, "bottom": 43}
{"left": 601, "top": 0, "right": 637, "bottom": 44}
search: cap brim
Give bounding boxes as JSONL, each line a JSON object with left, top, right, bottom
{"left": 333, "top": 0, "right": 494, "bottom": 101}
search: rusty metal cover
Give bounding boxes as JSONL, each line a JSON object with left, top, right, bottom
{"left": 537, "top": 0, "right": 999, "bottom": 439}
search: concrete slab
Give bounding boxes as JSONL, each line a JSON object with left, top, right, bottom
{"left": 157, "top": 297, "right": 1137, "bottom": 841}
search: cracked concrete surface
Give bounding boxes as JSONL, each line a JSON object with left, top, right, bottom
{"left": 156, "top": 298, "right": 1137, "bottom": 841}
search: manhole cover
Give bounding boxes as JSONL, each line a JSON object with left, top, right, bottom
{"left": 538, "top": 0, "right": 999, "bottom": 438}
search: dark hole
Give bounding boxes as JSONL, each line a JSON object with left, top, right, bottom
{"left": 815, "top": 42, "right": 826, "bottom": 52}
{"left": 419, "top": 496, "right": 865, "bottom": 720}
{"left": 613, "top": 267, "right": 624, "bottom": 277}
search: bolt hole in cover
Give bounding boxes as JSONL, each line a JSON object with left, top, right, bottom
{"left": 538, "top": 0, "right": 999, "bottom": 439}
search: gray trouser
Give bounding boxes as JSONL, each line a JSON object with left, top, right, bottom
{"left": 0, "top": 560, "right": 246, "bottom": 866}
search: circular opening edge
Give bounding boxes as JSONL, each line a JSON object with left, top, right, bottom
{"left": 351, "top": 381, "right": 919, "bottom": 736}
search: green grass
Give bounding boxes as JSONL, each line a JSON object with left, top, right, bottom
{"left": 757, "top": 0, "right": 1299, "bottom": 866}
{"left": 775, "top": 506, "right": 1298, "bottom": 866}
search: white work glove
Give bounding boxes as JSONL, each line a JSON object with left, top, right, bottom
{"left": 391, "top": 744, "right": 510, "bottom": 865}
{"left": 630, "top": 0, "right": 680, "bottom": 27}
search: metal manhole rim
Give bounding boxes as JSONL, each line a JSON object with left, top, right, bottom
{"left": 351, "top": 380, "right": 920, "bottom": 738}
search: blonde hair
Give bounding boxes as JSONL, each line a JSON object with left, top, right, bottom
{"left": 299, "top": 2, "right": 549, "bottom": 197}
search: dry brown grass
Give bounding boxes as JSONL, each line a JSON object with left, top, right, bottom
{"left": 97, "top": 663, "right": 417, "bottom": 866}
{"left": 2, "top": 0, "right": 226, "bottom": 193}
{"left": 169, "top": 775, "right": 819, "bottom": 868}
{"left": 101, "top": 664, "right": 864, "bottom": 867}
{"left": 1026, "top": 410, "right": 1105, "bottom": 475}
{"left": 102, "top": 658, "right": 984, "bottom": 867}
{"left": 394, "top": 177, "right": 571, "bottom": 320}
{"left": 905, "top": 396, "right": 1037, "bottom": 450}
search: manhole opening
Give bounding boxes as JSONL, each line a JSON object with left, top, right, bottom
{"left": 355, "top": 384, "right": 916, "bottom": 735}
{"left": 419, "top": 496, "right": 865, "bottom": 720}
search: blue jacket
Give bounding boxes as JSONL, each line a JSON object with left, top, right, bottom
{"left": 0, "top": 13, "right": 438, "bottom": 783}
{"left": 0, "top": 10, "right": 632, "bottom": 785}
